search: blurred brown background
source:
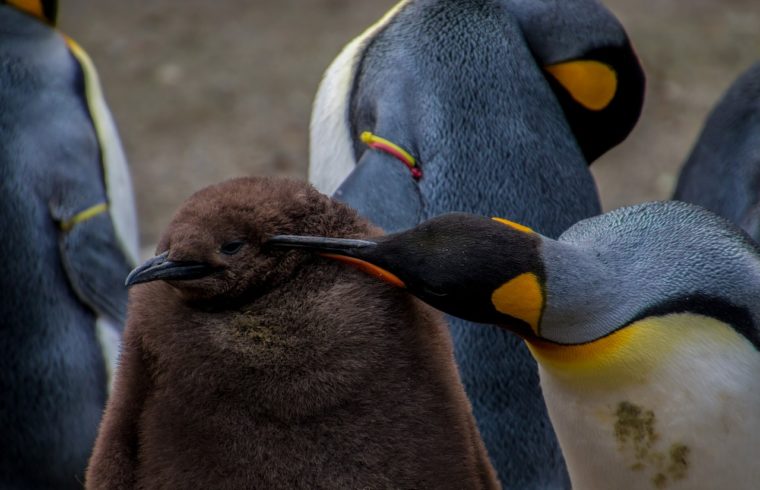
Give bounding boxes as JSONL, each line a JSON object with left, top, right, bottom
{"left": 59, "top": 0, "right": 759, "bottom": 250}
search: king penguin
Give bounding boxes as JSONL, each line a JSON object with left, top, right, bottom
{"left": 269, "top": 200, "right": 760, "bottom": 490}
{"left": 86, "top": 177, "right": 498, "bottom": 489}
{"left": 308, "top": 1, "right": 645, "bottom": 486}
{"left": 674, "top": 61, "right": 760, "bottom": 242}
{"left": 0, "top": 1, "right": 139, "bottom": 488}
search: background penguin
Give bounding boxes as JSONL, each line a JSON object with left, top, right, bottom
{"left": 0, "top": 1, "right": 139, "bottom": 488}
{"left": 308, "top": 0, "right": 645, "bottom": 486}
{"left": 86, "top": 177, "right": 499, "bottom": 490}
{"left": 269, "top": 200, "right": 760, "bottom": 489}
{"left": 674, "top": 61, "right": 760, "bottom": 242}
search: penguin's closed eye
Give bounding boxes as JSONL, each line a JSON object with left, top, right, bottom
{"left": 219, "top": 240, "right": 246, "bottom": 256}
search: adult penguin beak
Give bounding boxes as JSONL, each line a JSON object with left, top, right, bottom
{"left": 125, "top": 252, "right": 216, "bottom": 287}
{"left": 266, "top": 235, "right": 406, "bottom": 288}
{"left": 266, "top": 235, "right": 378, "bottom": 253}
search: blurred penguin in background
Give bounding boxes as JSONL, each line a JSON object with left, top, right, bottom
{"left": 0, "top": 1, "right": 139, "bottom": 488}
{"left": 674, "top": 61, "right": 760, "bottom": 242}
{"left": 308, "top": 0, "right": 645, "bottom": 486}
{"left": 86, "top": 177, "right": 498, "bottom": 490}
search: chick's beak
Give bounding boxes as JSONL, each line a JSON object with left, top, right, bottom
{"left": 125, "top": 252, "right": 217, "bottom": 287}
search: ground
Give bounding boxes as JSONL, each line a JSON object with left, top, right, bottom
{"left": 59, "top": 0, "right": 759, "bottom": 251}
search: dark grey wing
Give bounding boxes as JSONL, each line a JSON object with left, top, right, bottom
{"left": 56, "top": 208, "right": 133, "bottom": 328}
{"left": 334, "top": 149, "right": 424, "bottom": 233}
{"left": 42, "top": 26, "right": 138, "bottom": 331}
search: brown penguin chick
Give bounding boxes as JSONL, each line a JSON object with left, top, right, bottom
{"left": 85, "top": 176, "right": 499, "bottom": 490}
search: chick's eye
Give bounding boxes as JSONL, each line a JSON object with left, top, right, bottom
{"left": 220, "top": 240, "right": 245, "bottom": 255}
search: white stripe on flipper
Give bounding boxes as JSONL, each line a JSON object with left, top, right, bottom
{"left": 64, "top": 36, "right": 140, "bottom": 267}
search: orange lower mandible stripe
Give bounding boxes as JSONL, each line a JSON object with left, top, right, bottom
{"left": 320, "top": 253, "right": 406, "bottom": 288}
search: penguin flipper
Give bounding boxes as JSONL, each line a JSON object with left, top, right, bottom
{"left": 57, "top": 210, "right": 133, "bottom": 327}
{"left": 333, "top": 150, "right": 423, "bottom": 233}
{"left": 55, "top": 205, "right": 132, "bottom": 391}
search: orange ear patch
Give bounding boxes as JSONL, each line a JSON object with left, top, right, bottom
{"left": 545, "top": 60, "right": 618, "bottom": 111}
{"left": 491, "top": 272, "right": 543, "bottom": 334}
{"left": 321, "top": 253, "right": 406, "bottom": 288}
{"left": 6, "top": 0, "right": 54, "bottom": 24}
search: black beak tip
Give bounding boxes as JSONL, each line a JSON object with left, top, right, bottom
{"left": 124, "top": 272, "right": 135, "bottom": 288}
{"left": 124, "top": 251, "right": 168, "bottom": 288}
{"left": 123, "top": 251, "right": 215, "bottom": 287}
{"left": 124, "top": 268, "right": 143, "bottom": 288}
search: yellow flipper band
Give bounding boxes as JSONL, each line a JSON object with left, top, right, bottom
{"left": 491, "top": 217, "right": 534, "bottom": 234}
{"left": 491, "top": 272, "right": 543, "bottom": 334}
{"left": 360, "top": 131, "right": 421, "bottom": 179}
{"left": 60, "top": 202, "right": 108, "bottom": 232}
{"left": 545, "top": 60, "right": 617, "bottom": 111}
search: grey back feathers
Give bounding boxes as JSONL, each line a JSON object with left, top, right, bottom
{"left": 0, "top": 5, "right": 136, "bottom": 488}
{"left": 506, "top": 0, "right": 628, "bottom": 63}
{"left": 345, "top": 0, "right": 600, "bottom": 236}
{"left": 674, "top": 62, "right": 760, "bottom": 242}
{"left": 542, "top": 200, "right": 760, "bottom": 346}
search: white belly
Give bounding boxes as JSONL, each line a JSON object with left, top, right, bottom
{"left": 532, "top": 313, "right": 760, "bottom": 490}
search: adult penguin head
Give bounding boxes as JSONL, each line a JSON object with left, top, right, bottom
{"left": 1, "top": 0, "right": 57, "bottom": 24}
{"left": 310, "top": 0, "right": 645, "bottom": 200}
{"left": 268, "top": 202, "right": 760, "bottom": 353}
{"left": 505, "top": 0, "right": 646, "bottom": 162}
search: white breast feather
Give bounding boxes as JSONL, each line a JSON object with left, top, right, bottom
{"left": 309, "top": 1, "right": 409, "bottom": 195}
{"left": 536, "top": 314, "right": 760, "bottom": 490}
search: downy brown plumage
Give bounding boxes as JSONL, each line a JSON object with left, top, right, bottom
{"left": 86, "top": 176, "right": 498, "bottom": 489}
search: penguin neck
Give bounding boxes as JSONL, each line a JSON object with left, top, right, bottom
{"left": 536, "top": 219, "right": 760, "bottom": 347}
{"left": 530, "top": 313, "right": 760, "bottom": 490}
{"left": 536, "top": 239, "right": 627, "bottom": 343}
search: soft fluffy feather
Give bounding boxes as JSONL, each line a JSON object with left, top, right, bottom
{"left": 86, "top": 177, "right": 498, "bottom": 489}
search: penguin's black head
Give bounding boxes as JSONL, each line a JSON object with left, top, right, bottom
{"left": 269, "top": 212, "right": 547, "bottom": 338}
{"left": 501, "top": 0, "right": 646, "bottom": 163}
{"left": 126, "top": 177, "right": 365, "bottom": 304}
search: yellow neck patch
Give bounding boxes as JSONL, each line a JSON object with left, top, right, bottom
{"left": 526, "top": 313, "right": 751, "bottom": 387}
{"left": 491, "top": 272, "right": 543, "bottom": 333}
{"left": 545, "top": 60, "right": 617, "bottom": 111}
